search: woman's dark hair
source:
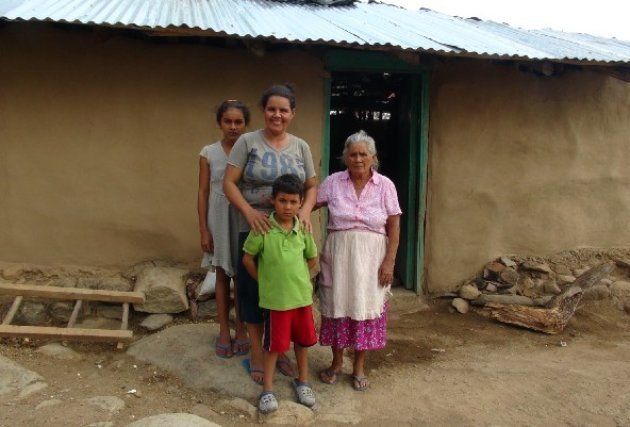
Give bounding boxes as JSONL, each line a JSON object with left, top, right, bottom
{"left": 260, "top": 84, "right": 296, "bottom": 110}
{"left": 272, "top": 174, "right": 304, "bottom": 198}
{"left": 216, "top": 100, "right": 251, "bottom": 125}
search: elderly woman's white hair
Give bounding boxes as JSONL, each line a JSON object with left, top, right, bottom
{"left": 341, "top": 130, "right": 379, "bottom": 171}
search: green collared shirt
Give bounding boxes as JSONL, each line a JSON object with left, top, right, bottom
{"left": 243, "top": 213, "right": 317, "bottom": 311}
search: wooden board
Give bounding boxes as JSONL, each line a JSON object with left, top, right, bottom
{"left": 0, "top": 325, "right": 133, "bottom": 342}
{"left": 0, "top": 283, "right": 145, "bottom": 304}
{"left": 2, "top": 296, "right": 23, "bottom": 325}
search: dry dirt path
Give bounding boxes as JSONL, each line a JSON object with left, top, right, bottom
{"left": 1, "top": 297, "right": 629, "bottom": 426}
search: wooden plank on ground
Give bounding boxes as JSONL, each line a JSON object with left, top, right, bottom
{"left": 2, "top": 296, "right": 23, "bottom": 325}
{"left": 117, "top": 302, "right": 130, "bottom": 350}
{"left": 0, "top": 283, "right": 145, "bottom": 304}
{"left": 67, "top": 300, "right": 83, "bottom": 328}
{"left": 0, "top": 325, "right": 133, "bottom": 342}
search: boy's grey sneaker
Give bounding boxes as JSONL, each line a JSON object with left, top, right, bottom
{"left": 292, "top": 379, "right": 316, "bottom": 407}
{"left": 258, "top": 391, "right": 278, "bottom": 414}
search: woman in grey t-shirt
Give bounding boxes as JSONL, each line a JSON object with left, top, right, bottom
{"left": 224, "top": 85, "right": 317, "bottom": 385}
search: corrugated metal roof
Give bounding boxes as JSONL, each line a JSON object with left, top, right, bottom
{"left": 1, "top": 0, "right": 629, "bottom": 64}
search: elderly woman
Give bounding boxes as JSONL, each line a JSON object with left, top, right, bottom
{"left": 223, "top": 84, "right": 317, "bottom": 384}
{"left": 316, "top": 130, "right": 401, "bottom": 391}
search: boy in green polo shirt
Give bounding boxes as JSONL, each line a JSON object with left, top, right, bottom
{"left": 242, "top": 174, "right": 318, "bottom": 414}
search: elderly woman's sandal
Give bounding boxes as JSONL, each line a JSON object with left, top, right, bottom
{"left": 352, "top": 375, "right": 369, "bottom": 391}
{"left": 318, "top": 368, "right": 339, "bottom": 385}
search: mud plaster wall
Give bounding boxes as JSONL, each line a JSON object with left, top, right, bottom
{"left": 426, "top": 60, "right": 630, "bottom": 293}
{"left": 0, "top": 23, "right": 325, "bottom": 267}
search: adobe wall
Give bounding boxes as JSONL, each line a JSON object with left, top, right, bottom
{"left": 0, "top": 23, "right": 325, "bottom": 267}
{"left": 426, "top": 60, "right": 630, "bottom": 292}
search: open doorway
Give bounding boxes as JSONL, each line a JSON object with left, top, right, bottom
{"left": 328, "top": 71, "right": 422, "bottom": 290}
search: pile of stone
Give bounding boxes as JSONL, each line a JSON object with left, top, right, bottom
{"left": 450, "top": 248, "right": 630, "bottom": 315}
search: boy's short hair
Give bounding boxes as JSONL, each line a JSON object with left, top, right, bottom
{"left": 272, "top": 174, "right": 304, "bottom": 198}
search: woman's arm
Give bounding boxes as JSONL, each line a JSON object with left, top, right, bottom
{"left": 197, "top": 156, "right": 213, "bottom": 253}
{"left": 298, "top": 176, "right": 317, "bottom": 232}
{"left": 223, "top": 164, "right": 271, "bottom": 233}
{"left": 378, "top": 215, "right": 401, "bottom": 286}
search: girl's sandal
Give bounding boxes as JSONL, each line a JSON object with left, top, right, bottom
{"left": 351, "top": 375, "right": 369, "bottom": 391}
{"left": 318, "top": 368, "right": 339, "bottom": 385}
{"left": 214, "top": 337, "right": 233, "bottom": 359}
{"left": 232, "top": 338, "right": 251, "bottom": 356}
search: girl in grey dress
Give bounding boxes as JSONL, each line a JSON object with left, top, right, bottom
{"left": 198, "top": 100, "right": 251, "bottom": 358}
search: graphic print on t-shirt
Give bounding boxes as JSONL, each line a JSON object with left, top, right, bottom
{"left": 245, "top": 148, "right": 307, "bottom": 182}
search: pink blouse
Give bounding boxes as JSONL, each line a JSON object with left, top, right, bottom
{"left": 317, "top": 170, "right": 402, "bottom": 235}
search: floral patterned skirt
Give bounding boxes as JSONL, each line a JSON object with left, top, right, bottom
{"left": 319, "top": 303, "right": 388, "bottom": 351}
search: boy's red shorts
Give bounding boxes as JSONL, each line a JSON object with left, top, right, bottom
{"left": 262, "top": 305, "right": 317, "bottom": 353}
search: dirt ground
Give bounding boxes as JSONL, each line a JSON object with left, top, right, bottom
{"left": 1, "top": 296, "right": 630, "bottom": 426}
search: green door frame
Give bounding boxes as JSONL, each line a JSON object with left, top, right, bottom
{"left": 321, "top": 49, "right": 430, "bottom": 294}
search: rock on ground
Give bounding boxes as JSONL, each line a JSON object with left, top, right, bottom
{"left": 35, "top": 343, "right": 80, "bottom": 360}
{"left": 599, "top": 278, "right": 613, "bottom": 287}
{"left": 483, "top": 262, "right": 505, "bottom": 279}
{"left": 16, "top": 301, "right": 50, "bottom": 325}
{"left": 552, "top": 264, "right": 573, "bottom": 276}
{"left": 87, "top": 423, "right": 114, "bottom": 427}
{"left": 126, "top": 322, "right": 360, "bottom": 423}
{"left": 99, "top": 276, "right": 132, "bottom": 292}
{"left": 521, "top": 261, "right": 552, "bottom": 274}
{"left": 52, "top": 303, "right": 78, "bottom": 323}
{"left": 0, "top": 354, "right": 48, "bottom": 399}
{"left": 140, "top": 314, "right": 174, "bottom": 331}
{"left": 84, "top": 396, "right": 126, "bottom": 414}
{"left": 543, "top": 281, "right": 562, "bottom": 295}
{"left": 611, "top": 281, "right": 630, "bottom": 299}
{"left": 517, "top": 277, "right": 536, "bottom": 297}
{"left": 459, "top": 284, "right": 480, "bottom": 300}
{"left": 126, "top": 413, "right": 220, "bottom": 427}
{"left": 196, "top": 300, "right": 218, "bottom": 318}
{"left": 218, "top": 397, "right": 257, "bottom": 419}
{"left": 35, "top": 398, "right": 63, "bottom": 409}
{"left": 583, "top": 285, "right": 611, "bottom": 301}
{"left": 258, "top": 400, "right": 315, "bottom": 425}
{"left": 557, "top": 275, "right": 576, "bottom": 285}
{"left": 573, "top": 267, "right": 590, "bottom": 277}
{"left": 611, "top": 281, "right": 630, "bottom": 309}
{"left": 499, "top": 268, "right": 519, "bottom": 285}
{"left": 94, "top": 303, "right": 124, "bottom": 320}
{"left": 75, "top": 317, "right": 122, "bottom": 330}
{"left": 50, "top": 277, "right": 78, "bottom": 288}
{"left": 133, "top": 267, "right": 189, "bottom": 313}
{"left": 499, "top": 257, "right": 517, "bottom": 268}
{"left": 190, "top": 403, "right": 220, "bottom": 420}
{"left": 452, "top": 298, "right": 469, "bottom": 314}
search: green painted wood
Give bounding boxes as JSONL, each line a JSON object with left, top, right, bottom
{"left": 321, "top": 50, "right": 429, "bottom": 293}
{"left": 321, "top": 76, "right": 332, "bottom": 178}
{"left": 325, "top": 50, "right": 428, "bottom": 73}
{"left": 415, "top": 70, "right": 431, "bottom": 293}
{"left": 319, "top": 76, "right": 332, "bottom": 239}
{"left": 402, "top": 75, "right": 421, "bottom": 292}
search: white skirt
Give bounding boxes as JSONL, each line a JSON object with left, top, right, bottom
{"left": 319, "top": 229, "right": 391, "bottom": 321}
